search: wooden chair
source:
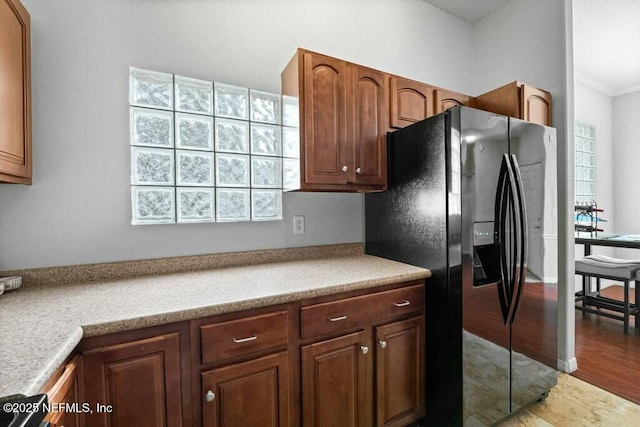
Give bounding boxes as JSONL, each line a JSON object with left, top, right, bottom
{"left": 575, "top": 255, "right": 640, "bottom": 333}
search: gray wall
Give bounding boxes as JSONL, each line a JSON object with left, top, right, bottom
{"left": 0, "top": 0, "right": 475, "bottom": 270}
{"left": 612, "top": 89, "right": 640, "bottom": 260}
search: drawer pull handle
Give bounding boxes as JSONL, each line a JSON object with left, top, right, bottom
{"left": 328, "top": 315, "right": 348, "bottom": 322}
{"left": 233, "top": 334, "right": 258, "bottom": 343}
{"left": 394, "top": 300, "right": 411, "bottom": 307}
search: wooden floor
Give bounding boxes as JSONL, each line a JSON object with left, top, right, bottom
{"left": 573, "top": 285, "right": 640, "bottom": 404}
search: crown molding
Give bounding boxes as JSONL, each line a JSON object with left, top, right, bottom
{"left": 575, "top": 71, "right": 640, "bottom": 97}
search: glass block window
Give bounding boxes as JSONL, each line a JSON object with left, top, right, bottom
{"left": 129, "top": 67, "right": 285, "bottom": 225}
{"left": 574, "top": 121, "right": 596, "bottom": 204}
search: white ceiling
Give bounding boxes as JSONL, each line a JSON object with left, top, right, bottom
{"left": 422, "top": 0, "right": 510, "bottom": 23}
{"left": 424, "top": 0, "right": 640, "bottom": 98}
{"left": 573, "top": 0, "right": 640, "bottom": 97}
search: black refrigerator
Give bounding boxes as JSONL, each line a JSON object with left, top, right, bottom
{"left": 365, "top": 106, "right": 558, "bottom": 426}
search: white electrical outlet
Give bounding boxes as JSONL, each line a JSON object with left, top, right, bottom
{"left": 293, "top": 215, "right": 305, "bottom": 234}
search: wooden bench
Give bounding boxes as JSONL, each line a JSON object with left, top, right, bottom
{"left": 575, "top": 255, "right": 640, "bottom": 334}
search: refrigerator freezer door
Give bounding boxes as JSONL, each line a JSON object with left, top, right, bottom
{"left": 508, "top": 118, "right": 558, "bottom": 412}
{"left": 459, "top": 107, "right": 511, "bottom": 425}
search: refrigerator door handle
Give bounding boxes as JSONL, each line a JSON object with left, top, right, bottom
{"left": 508, "top": 154, "right": 528, "bottom": 325}
{"left": 494, "top": 154, "right": 512, "bottom": 325}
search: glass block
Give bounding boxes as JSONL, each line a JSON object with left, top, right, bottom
{"left": 250, "top": 89, "right": 281, "bottom": 124}
{"left": 251, "top": 123, "right": 281, "bottom": 156}
{"left": 214, "top": 83, "right": 248, "bottom": 120}
{"left": 129, "top": 67, "right": 173, "bottom": 110}
{"left": 282, "top": 127, "right": 300, "bottom": 158}
{"left": 131, "top": 147, "right": 174, "bottom": 185}
{"left": 175, "top": 75, "right": 213, "bottom": 115}
{"left": 175, "top": 113, "right": 213, "bottom": 151}
{"left": 131, "top": 186, "right": 175, "bottom": 224}
{"left": 176, "top": 150, "right": 214, "bottom": 186}
{"left": 215, "top": 154, "right": 250, "bottom": 187}
{"left": 282, "top": 95, "right": 299, "bottom": 127}
{"left": 251, "top": 156, "right": 282, "bottom": 188}
{"left": 177, "top": 188, "right": 215, "bottom": 223}
{"left": 215, "top": 118, "right": 249, "bottom": 153}
{"left": 283, "top": 158, "right": 301, "bottom": 191}
{"left": 130, "top": 107, "right": 174, "bottom": 148}
{"left": 216, "top": 188, "right": 250, "bottom": 222}
{"left": 251, "top": 189, "right": 282, "bottom": 221}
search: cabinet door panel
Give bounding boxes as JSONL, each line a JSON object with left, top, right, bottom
{"left": 303, "top": 52, "right": 347, "bottom": 184}
{"left": 389, "top": 77, "right": 434, "bottom": 128}
{"left": 83, "top": 333, "right": 182, "bottom": 427}
{"left": 0, "top": 0, "right": 31, "bottom": 183}
{"left": 435, "top": 89, "right": 470, "bottom": 114}
{"left": 521, "top": 84, "right": 551, "bottom": 126}
{"left": 375, "top": 316, "right": 425, "bottom": 427}
{"left": 350, "top": 65, "right": 387, "bottom": 186}
{"left": 201, "top": 352, "right": 290, "bottom": 427}
{"left": 302, "top": 330, "right": 373, "bottom": 427}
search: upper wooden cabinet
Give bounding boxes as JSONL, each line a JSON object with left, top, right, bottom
{"left": 434, "top": 88, "right": 471, "bottom": 115}
{"left": 389, "top": 77, "right": 473, "bottom": 128}
{"left": 474, "top": 81, "right": 552, "bottom": 126}
{"left": 0, "top": 0, "right": 31, "bottom": 184}
{"left": 389, "top": 76, "right": 434, "bottom": 128}
{"left": 282, "top": 49, "right": 388, "bottom": 192}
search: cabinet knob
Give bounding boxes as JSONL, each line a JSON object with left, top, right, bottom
{"left": 342, "top": 165, "right": 348, "bottom": 173}
{"left": 355, "top": 167, "right": 362, "bottom": 174}
{"left": 379, "top": 340, "right": 387, "bottom": 349}
{"left": 205, "top": 390, "right": 216, "bottom": 402}
{"left": 361, "top": 345, "right": 369, "bottom": 354}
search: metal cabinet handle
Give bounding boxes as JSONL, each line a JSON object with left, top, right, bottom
{"left": 341, "top": 165, "right": 348, "bottom": 172}
{"left": 379, "top": 340, "right": 387, "bottom": 349}
{"left": 355, "top": 167, "right": 362, "bottom": 174}
{"left": 361, "top": 345, "right": 369, "bottom": 354}
{"left": 205, "top": 390, "right": 216, "bottom": 402}
{"left": 328, "top": 315, "right": 347, "bottom": 322}
{"left": 394, "top": 300, "right": 410, "bottom": 307}
{"left": 233, "top": 334, "right": 258, "bottom": 343}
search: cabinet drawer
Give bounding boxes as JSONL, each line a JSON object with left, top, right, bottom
{"left": 301, "top": 283, "right": 424, "bottom": 339}
{"left": 201, "top": 311, "right": 289, "bottom": 364}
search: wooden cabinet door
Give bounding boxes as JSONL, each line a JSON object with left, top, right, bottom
{"left": 0, "top": 0, "right": 31, "bottom": 184}
{"left": 348, "top": 65, "right": 388, "bottom": 186}
{"left": 44, "top": 356, "right": 81, "bottom": 427}
{"left": 435, "top": 89, "right": 470, "bottom": 114}
{"left": 521, "top": 84, "right": 551, "bottom": 126}
{"left": 375, "top": 316, "right": 425, "bottom": 427}
{"left": 83, "top": 333, "right": 183, "bottom": 427}
{"left": 201, "top": 352, "right": 290, "bottom": 427}
{"left": 302, "top": 51, "right": 348, "bottom": 185}
{"left": 302, "top": 330, "right": 373, "bottom": 427}
{"left": 389, "top": 77, "right": 434, "bottom": 129}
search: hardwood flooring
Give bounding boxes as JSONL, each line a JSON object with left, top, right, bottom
{"left": 573, "top": 285, "right": 640, "bottom": 404}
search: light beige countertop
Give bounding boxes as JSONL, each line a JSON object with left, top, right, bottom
{"left": 0, "top": 246, "right": 430, "bottom": 398}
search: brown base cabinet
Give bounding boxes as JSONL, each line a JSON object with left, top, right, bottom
{"left": 375, "top": 316, "right": 425, "bottom": 427}
{"left": 201, "top": 352, "right": 290, "bottom": 427}
{"left": 82, "top": 333, "right": 183, "bottom": 427}
{"left": 302, "top": 330, "right": 373, "bottom": 427}
{"left": 44, "top": 280, "right": 426, "bottom": 427}
{"left": 43, "top": 356, "right": 82, "bottom": 427}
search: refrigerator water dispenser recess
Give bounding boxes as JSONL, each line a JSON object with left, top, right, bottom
{"left": 472, "top": 221, "right": 501, "bottom": 287}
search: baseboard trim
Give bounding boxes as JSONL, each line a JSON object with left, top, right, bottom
{"left": 557, "top": 357, "right": 578, "bottom": 373}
